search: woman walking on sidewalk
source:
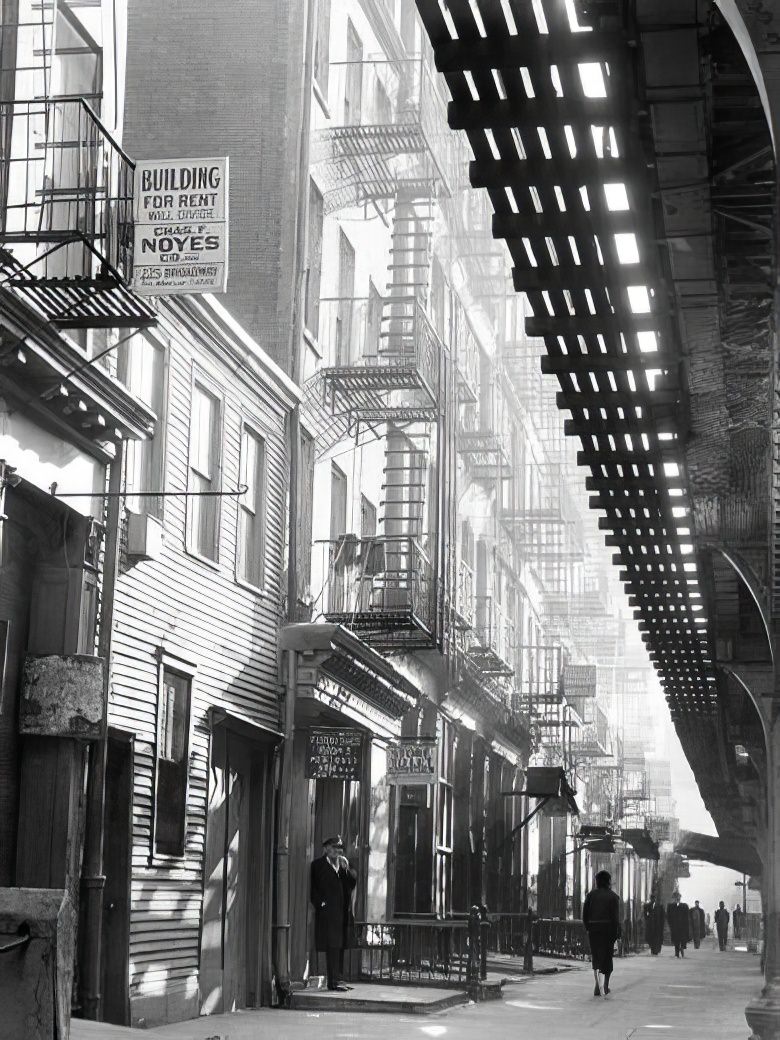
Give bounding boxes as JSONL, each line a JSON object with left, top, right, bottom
{"left": 583, "top": 870, "right": 622, "bottom": 997}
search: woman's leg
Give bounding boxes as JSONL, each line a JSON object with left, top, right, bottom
{"left": 593, "top": 967, "right": 601, "bottom": 996}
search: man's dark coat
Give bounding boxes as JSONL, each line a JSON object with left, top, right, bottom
{"left": 690, "top": 905, "right": 705, "bottom": 942}
{"left": 715, "top": 906, "right": 730, "bottom": 936}
{"left": 667, "top": 901, "right": 690, "bottom": 945}
{"left": 310, "top": 855, "right": 357, "bottom": 951}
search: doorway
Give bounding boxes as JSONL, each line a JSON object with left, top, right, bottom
{"left": 101, "top": 730, "right": 133, "bottom": 1025}
{"left": 200, "top": 723, "right": 275, "bottom": 1013}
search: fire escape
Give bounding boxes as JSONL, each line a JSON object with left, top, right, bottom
{"left": 0, "top": 1, "right": 156, "bottom": 445}
{"left": 309, "top": 52, "right": 463, "bottom": 650}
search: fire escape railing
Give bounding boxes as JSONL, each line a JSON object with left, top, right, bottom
{"left": 0, "top": 97, "right": 155, "bottom": 328}
{"left": 312, "top": 57, "right": 464, "bottom": 210}
{"left": 318, "top": 534, "right": 435, "bottom": 648}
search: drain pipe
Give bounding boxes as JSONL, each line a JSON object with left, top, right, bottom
{"left": 274, "top": 0, "right": 317, "bottom": 1004}
{"left": 81, "top": 439, "right": 124, "bottom": 1019}
{"left": 274, "top": 647, "right": 298, "bottom": 1004}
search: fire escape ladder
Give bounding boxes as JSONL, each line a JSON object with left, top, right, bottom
{"left": 380, "top": 431, "right": 429, "bottom": 542}
{"left": 381, "top": 187, "right": 435, "bottom": 359}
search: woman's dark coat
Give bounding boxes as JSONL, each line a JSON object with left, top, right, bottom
{"left": 310, "top": 855, "right": 357, "bottom": 951}
{"left": 583, "top": 886, "right": 621, "bottom": 973}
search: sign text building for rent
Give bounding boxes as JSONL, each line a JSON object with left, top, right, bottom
{"left": 133, "top": 157, "right": 229, "bottom": 295}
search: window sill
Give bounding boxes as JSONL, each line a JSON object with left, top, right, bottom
{"left": 146, "top": 851, "right": 188, "bottom": 870}
{"left": 184, "top": 545, "right": 221, "bottom": 572}
{"left": 313, "top": 78, "right": 330, "bottom": 119}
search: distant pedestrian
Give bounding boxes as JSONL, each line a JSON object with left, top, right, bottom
{"left": 583, "top": 869, "right": 621, "bottom": 997}
{"left": 690, "top": 900, "right": 705, "bottom": 950}
{"left": 667, "top": 891, "right": 690, "bottom": 958}
{"left": 310, "top": 835, "right": 357, "bottom": 991}
{"left": 715, "top": 901, "right": 730, "bottom": 951}
{"left": 734, "top": 904, "right": 744, "bottom": 941}
{"left": 643, "top": 896, "right": 665, "bottom": 955}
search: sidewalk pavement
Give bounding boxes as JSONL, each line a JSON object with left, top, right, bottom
{"left": 72, "top": 946, "right": 758, "bottom": 1040}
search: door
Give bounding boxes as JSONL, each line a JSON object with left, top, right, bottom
{"left": 200, "top": 725, "right": 275, "bottom": 1013}
{"left": 311, "top": 775, "right": 363, "bottom": 975}
{"left": 101, "top": 731, "right": 133, "bottom": 1026}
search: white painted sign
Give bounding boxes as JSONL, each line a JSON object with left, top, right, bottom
{"left": 386, "top": 738, "right": 438, "bottom": 785}
{"left": 132, "top": 157, "right": 229, "bottom": 295}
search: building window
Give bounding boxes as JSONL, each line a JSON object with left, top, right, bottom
{"left": 154, "top": 666, "right": 192, "bottom": 858}
{"left": 313, "top": 0, "right": 332, "bottom": 96}
{"left": 305, "top": 179, "right": 324, "bottom": 337}
{"left": 119, "top": 333, "right": 167, "bottom": 517}
{"left": 360, "top": 494, "right": 377, "bottom": 538}
{"left": 344, "top": 19, "right": 363, "bottom": 124}
{"left": 237, "top": 423, "right": 266, "bottom": 589}
{"left": 330, "top": 462, "right": 348, "bottom": 539}
{"left": 187, "top": 378, "right": 222, "bottom": 561}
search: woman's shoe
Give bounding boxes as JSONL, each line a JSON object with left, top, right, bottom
{"left": 594, "top": 984, "right": 601, "bottom": 997}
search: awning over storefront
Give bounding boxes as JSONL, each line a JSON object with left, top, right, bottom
{"left": 280, "top": 622, "right": 421, "bottom": 720}
{"left": 675, "top": 830, "right": 762, "bottom": 877}
{"left": 621, "top": 827, "right": 660, "bottom": 861}
{"left": 209, "top": 706, "right": 284, "bottom": 744}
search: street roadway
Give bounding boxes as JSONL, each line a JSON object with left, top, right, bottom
{"left": 74, "top": 944, "right": 759, "bottom": 1040}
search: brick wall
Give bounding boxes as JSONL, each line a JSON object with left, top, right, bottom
{"left": 123, "top": 0, "right": 307, "bottom": 375}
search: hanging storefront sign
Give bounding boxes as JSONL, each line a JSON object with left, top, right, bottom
{"left": 562, "top": 664, "right": 598, "bottom": 698}
{"left": 386, "top": 738, "right": 438, "bottom": 785}
{"left": 132, "top": 157, "right": 229, "bottom": 295}
{"left": 305, "top": 728, "right": 363, "bottom": 780}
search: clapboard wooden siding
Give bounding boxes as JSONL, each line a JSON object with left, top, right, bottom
{"left": 108, "top": 298, "right": 294, "bottom": 1013}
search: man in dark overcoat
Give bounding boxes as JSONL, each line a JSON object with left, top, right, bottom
{"left": 310, "top": 835, "right": 357, "bottom": 991}
{"left": 643, "top": 896, "right": 665, "bottom": 955}
{"left": 690, "top": 900, "right": 705, "bottom": 949}
{"left": 715, "top": 901, "right": 730, "bottom": 951}
{"left": 667, "top": 891, "right": 690, "bottom": 958}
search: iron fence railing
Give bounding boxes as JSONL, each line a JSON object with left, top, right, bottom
{"left": 341, "top": 914, "right": 489, "bottom": 988}
{"left": 1, "top": 97, "right": 135, "bottom": 281}
{"left": 488, "top": 913, "right": 589, "bottom": 961}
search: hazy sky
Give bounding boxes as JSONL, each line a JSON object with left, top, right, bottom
{"left": 667, "top": 721, "right": 717, "bottom": 835}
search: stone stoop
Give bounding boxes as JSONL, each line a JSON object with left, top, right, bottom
{"left": 289, "top": 986, "right": 471, "bottom": 1014}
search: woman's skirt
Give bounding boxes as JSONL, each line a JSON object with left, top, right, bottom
{"left": 587, "top": 924, "right": 617, "bottom": 973}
